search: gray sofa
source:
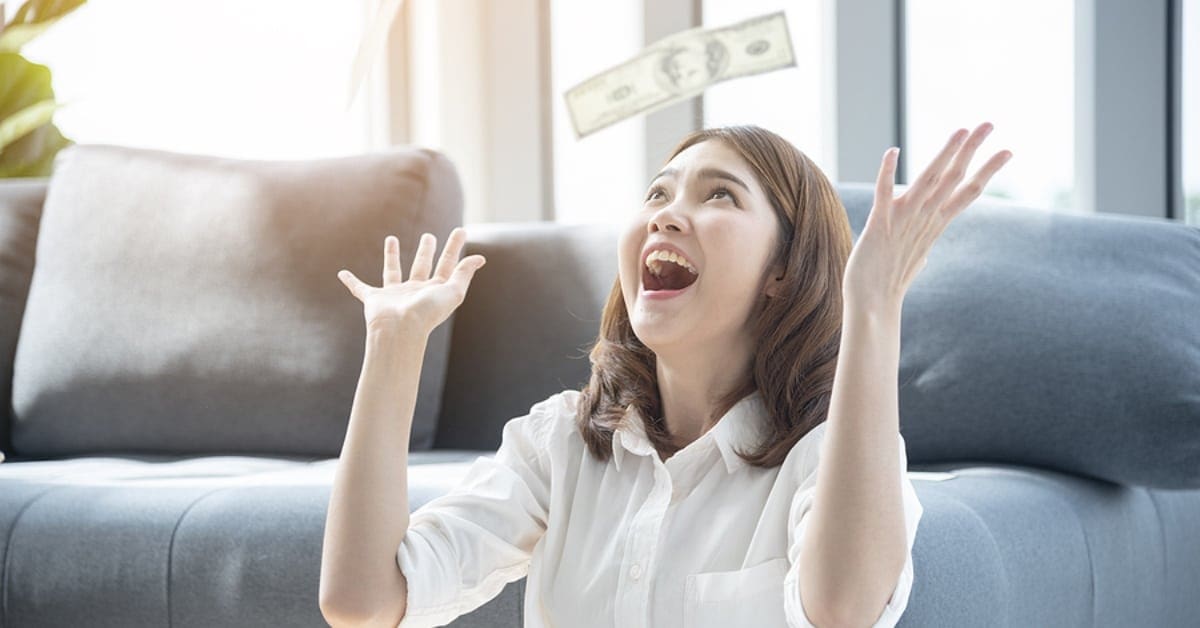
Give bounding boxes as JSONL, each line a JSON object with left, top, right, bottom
{"left": 1, "top": 143, "right": 1198, "bottom": 627}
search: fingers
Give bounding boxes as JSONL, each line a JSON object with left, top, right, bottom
{"left": 872, "top": 147, "right": 900, "bottom": 229}
{"left": 923, "top": 122, "right": 994, "bottom": 213}
{"left": 944, "top": 149, "right": 1014, "bottom": 216}
{"left": 337, "top": 269, "right": 370, "bottom": 301}
{"left": 904, "top": 127, "right": 969, "bottom": 210}
{"left": 344, "top": 229, "right": 484, "bottom": 306}
{"left": 433, "top": 227, "right": 468, "bottom": 281}
{"left": 447, "top": 254, "right": 487, "bottom": 293}
{"left": 383, "top": 235, "right": 402, "bottom": 285}
{"left": 875, "top": 147, "right": 899, "bottom": 204}
{"left": 408, "top": 232, "right": 436, "bottom": 281}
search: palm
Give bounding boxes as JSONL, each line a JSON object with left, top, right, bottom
{"left": 845, "top": 121, "right": 1012, "bottom": 309}
{"left": 337, "top": 228, "right": 487, "bottom": 336}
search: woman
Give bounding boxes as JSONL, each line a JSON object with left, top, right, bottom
{"left": 320, "top": 123, "right": 1012, "bottom": 628}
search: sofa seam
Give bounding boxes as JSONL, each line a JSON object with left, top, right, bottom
{"left": 1004, "top": 472, "right": 1100, "bottom": 626}
{"left": 1145, "top": 489, "right": 1169, "bottom": 620}
{"left": 2, "top": 485, "right": 63, "bottom": 626}
{"left": 165, "top": 487, "right": 239, "bottom": 628}
{"left": 1043, "top": 480, "right": 1099, "bottom": 627}
{"left": 1078, "top": 500, "right": 1099, "bottom": 628}
{"left": 925, "top": 487, "right": 1012, "bottom": 625}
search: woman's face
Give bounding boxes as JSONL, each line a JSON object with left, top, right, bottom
{"left": 619, "top": 139, "right": 782, "bottom": 354}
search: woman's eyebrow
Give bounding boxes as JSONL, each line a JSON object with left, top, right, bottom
{"left": 648, "top": 167, "right": 751, "bottom": 193}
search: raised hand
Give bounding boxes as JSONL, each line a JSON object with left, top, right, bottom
{"left": 843, "top": 121, "right": 1013, "bottom": 312}
{"left": 337, "top": 227, "right": 487, "bottom": 337}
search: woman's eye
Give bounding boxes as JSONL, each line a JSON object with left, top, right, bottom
{"left": 644, "top": 185, "right": 736, "bottom": 204}
{"left": 708, "top": 186, "right": 736, "bottom": 203}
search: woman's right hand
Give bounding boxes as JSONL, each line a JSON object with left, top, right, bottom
{"left": 337, "top": 227, "right": 487, "bottom": 337}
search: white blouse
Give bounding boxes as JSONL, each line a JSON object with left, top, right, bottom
{"left": 396, "top": 388, "right": 924, "bottom": 628}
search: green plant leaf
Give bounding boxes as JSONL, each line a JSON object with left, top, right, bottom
{"left": 0, "top": 120, "right": 71, "bottom": 177}
{"left": 11, "top": 0, "right": 89, "bottom": 23}
{"left": 0, "top": 0, "right": 88, "bottom": 52}
{"left": 0, "top": 51, "right": 71, "bottom": 177}
{"left": 0, "top": 52, "right": 54, "bottom": 119}
{"left": 0, "top": 98, "right": 61, "bottom": 151}
{"left": 0, "top": 24, "right": 49, "bottom": 53}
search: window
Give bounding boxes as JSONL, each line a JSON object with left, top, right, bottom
{"left": 21, "top": 0, "right": 374, "bottom": 160}
{"left": 550, "top": 0, "right": 646, "bottom": 224}
{"left": 904, "top": 0, "right": 1074, "bottom": 210}
{"left": 701, "top": 0, "right": 829, "bottom": 173}
{"left": 1185, "top": 0, "right": 1200, "bottom": 225}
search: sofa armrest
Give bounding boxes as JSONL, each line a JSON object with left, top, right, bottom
{"left": 0, "top": 177, "right": 49, "bottom": 458}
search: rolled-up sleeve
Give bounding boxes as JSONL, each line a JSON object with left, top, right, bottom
{"left": 783, "top": 432, "right": 925, "bottom": 628}
{"left": 395, "top": 399, "right": 556, "bottom": 628}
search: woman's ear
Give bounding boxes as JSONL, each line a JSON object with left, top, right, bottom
{"left": 764, "top": 263, "right": 786, "bottom": 298}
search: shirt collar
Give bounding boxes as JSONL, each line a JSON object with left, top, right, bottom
{"left": 611, "top": 390, "right": 767, "bottom": 474}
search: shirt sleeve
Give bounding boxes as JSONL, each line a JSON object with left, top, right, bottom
{"left": 395, "top": 395, "right": 559, "bottom": 628}
{"left": 782, "top": 430, "right": 925, "bottom": 628}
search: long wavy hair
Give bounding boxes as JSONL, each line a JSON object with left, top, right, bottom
{"left": 574, "top": 124, "right": 855, "bottom": 468}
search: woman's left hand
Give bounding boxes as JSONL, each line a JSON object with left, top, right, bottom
{"left": 843, "top": 121, "right": 1013, "bottom": 313}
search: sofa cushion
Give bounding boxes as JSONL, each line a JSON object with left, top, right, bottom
{"left": 442, "top": 186, "right": 1200, "bottom": 488}
{"left": 896, "top": 464, "right": 1200, "bottom": 626}
{"left": 438, "top": 222, "right": 619, "bottom": 450}
{"left": 0, "top": 454, "right": 517, "bottom": 626}
{"left": 836, "top": 182, "right": 1200, "bottom": 489}
{"left": 10, "top": 144, "right": 462, "bottom": 458}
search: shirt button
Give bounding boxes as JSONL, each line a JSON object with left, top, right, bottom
{"left": 630, "top": 564, "right": 642, "bottom": 580}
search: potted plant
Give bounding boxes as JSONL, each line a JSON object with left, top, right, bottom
{"left": 0, "top": 0, "right": 87, "bottom": 178}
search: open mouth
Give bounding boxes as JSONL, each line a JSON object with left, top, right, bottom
{"left": 641, "top": 259, "right": 699, "bottom": 293}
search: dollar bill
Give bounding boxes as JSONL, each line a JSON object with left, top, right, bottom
{"left": 563, "top": 11, "right": 796, "bottom": 139}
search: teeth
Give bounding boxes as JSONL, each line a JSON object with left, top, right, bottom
{"left": 645, "top": 249, "right": 698, "bottom": 276}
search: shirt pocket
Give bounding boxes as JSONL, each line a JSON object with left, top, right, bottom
{"left": 683, "top": 557, "right": 790, "bottom": 627}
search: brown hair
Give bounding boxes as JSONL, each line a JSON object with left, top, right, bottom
{"left": 574, "top": 124, "right": 855, "bottom": 468}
